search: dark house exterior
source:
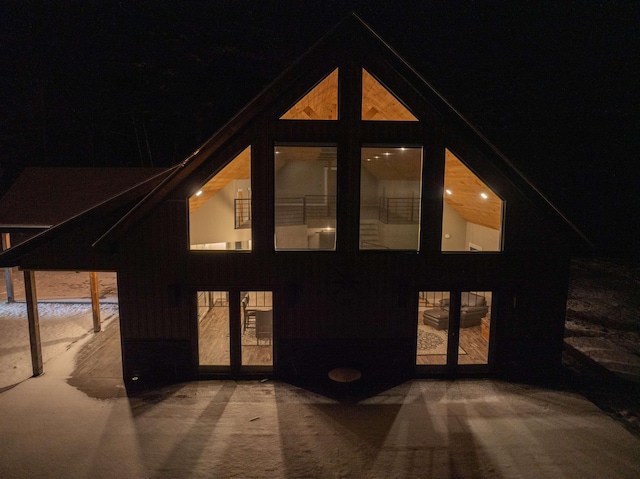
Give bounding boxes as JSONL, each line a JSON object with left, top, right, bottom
{"left": 0, "top": 16, "right": 590, "bottom": 396}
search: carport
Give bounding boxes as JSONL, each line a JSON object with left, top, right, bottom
{"left": 0, "top": 167, "right": 167, "bottom": 376}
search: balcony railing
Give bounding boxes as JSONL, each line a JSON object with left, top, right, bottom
{"left": 235, "top": 198, "right": 252, "bottom": 229}
{"left": 378, "top": 197, "right": 420, "bottom": 224}
{"left": 236, "top": 195, "right": 417, "bottom": 228}
{"left": 274, "top": 195, "right": 336, "bottom": 226}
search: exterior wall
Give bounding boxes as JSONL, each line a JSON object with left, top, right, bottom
{"left": 117, "top": 210, "right": 571, "bottom": 391}
{"left": 109, "top": 30, "right": 580, "bottom": 393}
{"left": 117, "top": 199, "right": 193, "bottom": 384}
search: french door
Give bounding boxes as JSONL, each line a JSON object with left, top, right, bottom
{"left": 416, "top": 290, "right": 494, "bottom": 368}
{"left": 197, "top": 290, "right": 273, "bottom": 372}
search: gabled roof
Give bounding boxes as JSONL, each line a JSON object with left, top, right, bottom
{"left": 0, "top": 167, "right": 167, "bottom": 230}
{"left": 91, "top": 14, "right": 590, "bottom": 251}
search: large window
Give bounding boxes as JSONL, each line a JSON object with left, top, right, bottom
{"left": 274, "top": 145, "right": 337, "bottom": 250}
{"left": 189, "top": 146, "right": 252, "bottom": 251}
{"left": 441, "top": 149, "right": 503, "bottom": 252}
{"left": 360, "top": 146, "right": 422, "bottom": 250}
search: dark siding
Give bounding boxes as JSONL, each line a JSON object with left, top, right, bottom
{"left": 118, "top": 200, "right": 190, "bottom": 341}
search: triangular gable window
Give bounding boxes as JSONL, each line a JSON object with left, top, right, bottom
{"left": 362, "top": 69, "right": 418, "bottom": 121}
{"left": 189, "top": 146, "right": 252, "bottom": 250}
{"left": 280, "top": 69, "right": 338, "bottom": 120}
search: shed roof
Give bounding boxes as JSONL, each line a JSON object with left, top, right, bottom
{"left": 0, "top": 167, "right": 174, "bottom": 268}
{"left": 0, "top": 167, "right": 167, "bottom": 230}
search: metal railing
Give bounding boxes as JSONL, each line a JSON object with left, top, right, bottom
{"left": 274, "top": 195, "right": 336, "bottom": 226}
{"left": 234, "top": 199, "right": 252, "bottom": 229}
{"left": 237, "top": 195, "right": 417, "bottom": 228}
{"left": 378, "top": 197, "right": 420, "bottom": 224}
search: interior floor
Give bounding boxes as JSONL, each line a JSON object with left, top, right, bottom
{"left": 198, "top": 301, "right": 273, "bottom": 367}
{"left": 416, "top": 305, "right": 490, "bottom": 365}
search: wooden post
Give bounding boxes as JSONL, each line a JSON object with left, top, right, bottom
{"left": 1, "top": 233, "right": 14, "bottom": 303}
{"left": 24, "top": 270, "right": 43, "bottom": 376}
{"left": 89, "top": 271, "right": 101, "bottom": 333}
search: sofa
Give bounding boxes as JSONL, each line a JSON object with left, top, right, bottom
{"left": 422, "top": 292, "right": 489, "bottom": 330}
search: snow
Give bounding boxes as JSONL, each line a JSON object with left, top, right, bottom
{"left": 0, "top": 270, "right": 118, "bottom": 390}
{"left": 1, "top": 336, "right": 640, "bottom": 478}
{"left": 0, "top": 263, "right": 639, "bottom": 477}
{"left": 0, "top": 301, "right": 118, "bottom": 319}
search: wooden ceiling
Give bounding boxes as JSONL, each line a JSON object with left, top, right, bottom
{"left": 188, "top": 146, "right": 251, "bottom": 213}
{"left": 361, "top": 147, "right": 422, "bottom": 181}
{"left": 362, "top": 69, "right": 418, "bottom": 121}
{"left": 279, "top": 68, "right": 418, "bottom": 122}
{"left": 274, "top": 145, "right": 337, "bottom": 176}
{"left": 280, "top": 69, "right": 338, "bottom": 120}
{"left": 444, "top": 149, "right": 502, "bottom": 230}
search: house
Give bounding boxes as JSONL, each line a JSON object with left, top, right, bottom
{"left": 0, "top": 16, "right": 590, "bottom": 397}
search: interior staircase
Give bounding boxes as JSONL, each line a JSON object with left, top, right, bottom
{"left": 359, "top": 220, "right": 381, "bottom": 249}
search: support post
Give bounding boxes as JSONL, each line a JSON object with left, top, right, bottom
{"left": 24, "top": 270, "right": 43, "bottom": 376}
{"left": 2, "top": 233, "right": 14, "bottom": 303}
{"left": 89, "top": 271, "right": 101, "bottom": 333}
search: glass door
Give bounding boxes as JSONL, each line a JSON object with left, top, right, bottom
{"left": 198, "top": 290, "right": 273, "bottom": 371}
{"left": 417, "top": 290, "right": 493, "bottom": 368}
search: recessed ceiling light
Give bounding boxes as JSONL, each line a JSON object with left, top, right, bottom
{"left": 383, "top": 152, "right": 391, "bottom": 156}
{"left": 480, "top": 192, "right": 488, "bottom": 199}
{"left": 195, "top": 190, "right": 203, "bottom": 196}
{"left": 446, "top": 189, "right": 452, "bottom": 195}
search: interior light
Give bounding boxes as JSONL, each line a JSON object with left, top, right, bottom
{"left": 446, "top": 189, "right": 452, "bottom": 195}
{"left": 480, "top": 192, "right": 488, "bottom": 199}
{"left": 383, "top": 152, "right": 391, "bottom": 156}
{"left": 195, "top": 190, "right": 203, "bottom": 196}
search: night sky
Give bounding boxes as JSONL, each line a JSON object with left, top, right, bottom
{"left": 1, "top": 1, "right": 638, "bottom": 258}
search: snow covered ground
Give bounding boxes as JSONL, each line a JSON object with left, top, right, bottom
{"left": 1, "top": 324, "right": 639, "bottom": 478}
{"left": 0, "top": 270, "right": 118, "bottom": 390}
{"left": 0, "top": 264, "right": 639, "bottom": 477}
